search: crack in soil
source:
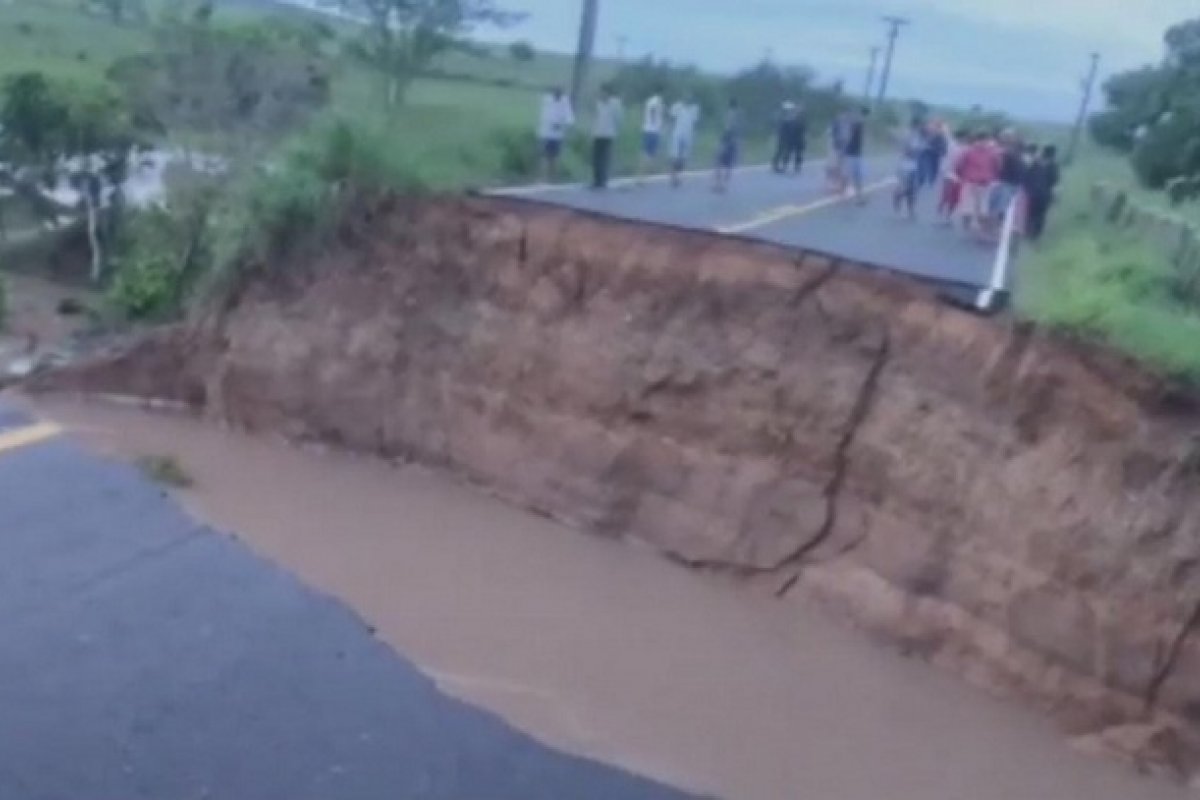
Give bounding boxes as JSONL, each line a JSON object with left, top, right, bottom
{"left": 776, "top": 330, "right": 891, "bottom": 597}
{"left": 1145, "top": 595, "right": 1200, "bottom": 713}
{"left": 666, "top": 326, "right": 891, "bottom": 590}
{"left": 787, "top": 260, "right": 841, "bottom": 310}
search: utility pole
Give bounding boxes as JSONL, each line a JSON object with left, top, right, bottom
{"left": 863, "top": 46, "right": 881, "bottom": 103}
{"left": 876, "top": 16, "right": 909, "bottom": 107}
{"left": 570, "top": 0, "right": 599, "bottom": 106}
{"left": 1066, "top": 52, "right": 1101, "bottom": 165}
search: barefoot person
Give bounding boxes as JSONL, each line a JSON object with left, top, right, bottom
{"left": 537, "top": 86, "right": 574, "bottom": 182}
{"left": 713, "top": 99, "right": 741, "bottom": 193}
{"left": 893, "top": 120, "right": 924, "bottom": 220}
{"left": 826, "top": 109, "right": 850, "bottom": 194}
{"left": 937, "top": 128, "right": 967, "bottom": 223}
{"left": 637, "top": 87, "right": 665, "bottom": 183}
{"left": 957, "top": 131, "right": 998, "bottom": 235}
{"left": 668, "top": 94, "right": 701, "bottom": 187}
{"left": 590, "top": 84, "right": 622, "bottom": 190}
{"left": 844, "top": 106, "right": 869, "bottom": 204}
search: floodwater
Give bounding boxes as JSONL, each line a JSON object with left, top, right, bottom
{"left": 37, "top": 398, "right": 1192, "bottom": 800}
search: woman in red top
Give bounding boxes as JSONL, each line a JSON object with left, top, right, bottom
{"left": 956, "top": 132, "right": 999, "bottom": 235}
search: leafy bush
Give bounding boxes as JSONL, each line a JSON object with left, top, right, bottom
{"left": 509, "top": 41, "right": 535, "bottom": 63}
{"left": 209, "top": 114, "right": 427, "bottom": 282}
{"left": 108, "top": 250, "right": 180, "bottom": 320}
{"left": 487, "top": 126, "right": 537, "bottom": 179}
{"left": 1090, "top": 18, "right": 1200, "bottom": 200}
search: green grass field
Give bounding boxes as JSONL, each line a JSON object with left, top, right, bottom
{"left": 1017, "top": 142, "right": 1200, "bottom": 380}
{"left": 0, "top": 0, "right": 759, "bottom": 189}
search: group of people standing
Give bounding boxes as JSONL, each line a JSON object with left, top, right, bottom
{"left": 536, "top": 85, "right": 734, "bottom": 192}
{"left": 892, "top": 119, "right": 1061, "bottom": 241}
{"left": 537, "top": 86, "right": 1062, "bottom": 242}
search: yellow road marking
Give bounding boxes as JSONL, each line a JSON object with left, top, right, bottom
{"left": 716, "top": 177, "right": 898, "bottom": 234}
{"left": 0, "top": 421, "right": 63, "bottom": 455}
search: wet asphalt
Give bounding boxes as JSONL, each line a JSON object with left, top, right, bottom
{"left": 0, "top": 404, "right": 700, "bottom": 800}
{"left": 493, "top": 158, "right": 1003, "bottom": 292}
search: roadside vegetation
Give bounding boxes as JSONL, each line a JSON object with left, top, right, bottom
{"left": 10, "top": 0, "right": 1200, "bottom": 387}
{"left": 0, "top": 0, "right": 872, "bottom": 330}
{"left": 136, "top": 453, "right": 195, "bottom": 488}
{"left": 1017, "top": 17, "right": 1200, "bottom": 381}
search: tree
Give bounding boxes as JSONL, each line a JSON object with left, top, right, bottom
{"left": 509, "top": 40, "right": 535, "bottom": 63}
{"left": 84, "top": 0, "right": 148, "bottom": 24}
{"left": 0, "top": 72, "right": 146, "bottom": 281}
{"left": 339, "top": 0, "right": 521, "bottom": 107}
{"left": 109, "top": 14, "right": 331, "bottom": 145}
{"left": 1092, "top": 16, "right": 1200, "bottom": 203}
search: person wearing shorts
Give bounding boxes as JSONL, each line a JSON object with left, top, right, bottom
{"left": 957, "top": 132, "right": 998, "bottom": 234}
{"left": 937, "top": 128, "right": 967, "bottom": 222}
{"left": 713, "top": 99, "right": 741, "bottom": 193}
{"left": 843, "top": 106, "right": 868, "bottom": 204}
{"left": 989, "top": 132, "right": 1026, "bottom": 234}
{"left": 668, "top": 96, "right": 700, "bottom": 187}
{"left": 536, "top": 86, "right": 574, "bottom": 182}
{"left": 637, "top": 89, "right": 665, "bottom": 182}
{"left": 826, "top": 111, "right": 849, "bottom": 193}
{"left": 893, "top": 121, "right": 924, "bottom": 219}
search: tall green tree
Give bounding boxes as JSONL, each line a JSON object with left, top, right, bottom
{"left": 1092, "top": 17, "right": 1200, "bottom": 202}
{"left": 339, "top": 0, "right": 521, "bottom": 107}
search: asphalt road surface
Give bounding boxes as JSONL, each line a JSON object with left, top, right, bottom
{"left": 494, "top": 160, "right": 1009, "bottom": 294}
{"left": 0, "top": 403, "right": 696, "bottom": 800}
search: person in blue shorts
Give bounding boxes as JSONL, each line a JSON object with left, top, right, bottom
{"left": 536, "top": 86, "right": 574, "bottom": 182}
{"left": 668, "top": 94, "right": 701, "bottom": 187}
{"left": 636, "top": 87, "right": 665, "bottom": 184}
{"left": 713, "top": 99, "right": 741, "bottom": 193}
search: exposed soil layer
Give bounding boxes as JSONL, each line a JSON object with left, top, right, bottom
{"left": 35, "top": 195, "right": 1200, "bottom": 778}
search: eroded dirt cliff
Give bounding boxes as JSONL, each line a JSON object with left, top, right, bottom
{"left": 36, "top": 195, "right": 1200, "bottom": 778}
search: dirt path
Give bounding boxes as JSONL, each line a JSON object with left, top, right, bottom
{"left": 35, "top": 398, "right": 1192, "bottom": 800}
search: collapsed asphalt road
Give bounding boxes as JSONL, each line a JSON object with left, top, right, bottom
{"left": 492, "top": 159, "right": 1007, "bottom": 295}
{"left": 0, "top": 403, "right": 696, "bottom": 800}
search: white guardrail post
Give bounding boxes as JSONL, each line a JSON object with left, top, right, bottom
{"left": 975, "top": 196, "right": 1020, "bottom": 312}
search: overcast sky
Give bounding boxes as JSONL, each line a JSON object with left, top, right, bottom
{"left": 488, "top": 0, "right": 1196, "bottom": 120}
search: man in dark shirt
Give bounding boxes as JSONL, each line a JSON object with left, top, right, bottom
{"left": 1023, "top": 145, "right": 1061, "bottom": 241}
{"left": 772, "top": 102, "right": 808, "bottom": 174}
{"left": 988, "top": 131, "right": 1026, "bottom": 233}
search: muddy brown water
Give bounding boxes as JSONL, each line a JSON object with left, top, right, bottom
{"left": 35, "top": 398, "right": 1193, "bottom": 800}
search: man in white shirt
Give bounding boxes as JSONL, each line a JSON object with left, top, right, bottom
{"left": 591, "top": 84, "right": 623, "bottom": 190}
{"left": 537, "top": 87, "right": 574, "bottom": 182}
{"left": 667, "top": 95, "right": 701, "bottom": 188}
{"left": 637, "top": 88, "right": 665, "bottom": 183}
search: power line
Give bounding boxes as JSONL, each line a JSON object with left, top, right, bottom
{"left": 876, "top": 16, "right": 909, "bottom": 107}
{"left": 1066, "top": 52, "right": 1101, "bottom": 165}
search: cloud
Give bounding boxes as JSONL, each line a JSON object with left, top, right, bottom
{"left": 902, "top": 0, "right": 1193, "bottom": 66}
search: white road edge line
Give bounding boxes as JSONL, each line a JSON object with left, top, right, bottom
{"left": 976, "top": 198, "right": 1020, "bottom": 311}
